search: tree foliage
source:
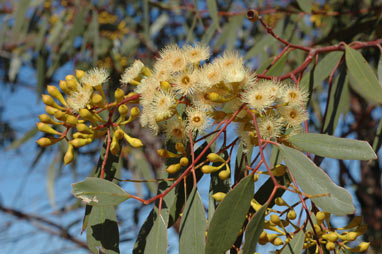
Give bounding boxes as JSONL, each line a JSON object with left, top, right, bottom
{"left": 1, "top": 0, "right": 381, "bottom": 253}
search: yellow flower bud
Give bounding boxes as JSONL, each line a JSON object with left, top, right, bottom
{"left": 211, "top": 192, "right": 226, "bottom": 202}
{"left": 201, "top": 165, "right": 220, "bottom": 174}
{"left": 76, "top": 123, "right": 93, "bottom": 134}
{"left": 272, "top": 237, "right": 283, "bottom": 246}
{"left": 287, "top": 210, "right": 297, "bottom": 220}
{"left": 207, "top": 92, "right": 230, "bottom": 103}
{"left": 71, "top": 138, "right": 93, "bottom": 148}
{"left": 275, "top": 197, "right": 288, "bottom": 207}
{"left": 250, "top": 199, "right": 262, "bottom": 212}
{"left": 166, "top": 163, "right": 181, "bottom": 174}
{"left": 267, "top": 233, "right": 277, "bottom": 242}
{"left": 142, "top": 66, "right": 152, "bottom": 77}
{"left": 270, "top": 214, "right": 281, "bottom": 226}
{"left": 316, "top": 211, "right": 326, "bottom": 224}
{"left": 123, "top": 133, "right": 143, "bottom": 148}
{"left": 130, "top": 107, "right": 140, "bottom": 118}
{"left": 114, "top": 88, "right": 125, "bottom": 103}
{"left": 42, "top": 94, "right": 65, "bottom": 110}
{"left": 314, "top": 224, "right": 322, "bottom": 235}
{"left": 253, "top": 173, "right": 259, "bottom": 182}
{"left": 64, "top": 143, "right": 74, "bottom": 165}
{"left": 322, "top": 232, "right": 338, "bottom": 242}
{"left": 160, "top": 81, "right": 171, "bottom": 90}
{"left": 59, "top": 80, "right": 71, "bottom": 94}
{"left": 218, "top": 168, "right": 230, "bottom": 180}
{"left": 47, "top": 85, "right": 67, "bottom": 106}
{"left": 157, "top": 149, "right": 179, "bottom": 158}
{"left": 73, "top": 132, "right": 92, "bottom": 139}
{"left": 75, "top": 69, "right": 85, "bottom": 79}
{"left": 259, "top": 231, "right": 268, "bottom": 245}
{"left": 325, "top": 241, "right": 335, "bottom": 251}
{"left": 36, "top": 137, "right": 60, "bottom": 147}
{"left": 37, "top": 122, "right": 61, "bottom": 135}
{"left": 45, "top": 105, "right": 58, "bottom": 115}
{"left": 54, "top": 110, "right": 67, "bottom": 121}
{"left": 110, "top": 136, "right": 120, "bottom": 155}
{"left": 79, "top": 108, "right": 103, "bottom": 124}
{"left": 118, "top": 105, "right": 129, "bottom": 116}
{"left": 65, "top": 75, "right": 78, "bottom": 91}
{"left": 207, "top": 153, "right": 225, "bottom": 163}
{"left": 350, "top": 242, "right": 370, "bottom": 252}
{"left": 346, "top": 232, "right": 357, "bottom": 241}
{"left": 114, "top": 129, "right": 124, "bottom": 140}
{"left": 175, "top": 143, "right": 185, "bottom": 153}
{"left": 179, "top": 157, "right": 189, "bottom": 167}
{"left": 91, "top": 93, "right": 104, "bottom": 108}
{"left": 39, "top": 114, "right": 60, "bottom": 125}
{"left": 65, "top": 115, "right": 77, "bottom": 126}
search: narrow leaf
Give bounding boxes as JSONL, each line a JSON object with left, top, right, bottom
{"left": 87, "top": 206, "right": 119, "bottom": 254}
{"left": 345, "top": 45, "right": 382, "bottom": 104}
{"left": 144, "top": 215, "right": 168, "bottom": 254}
{"left": 207, "top": 0, "right": 219, "bottom": 29}
{"left": 378, "top": 53, "right": 382, "bottom": 85}
{"left": 72, "top": 177, "right": 130, "bottom": 206}
{"left": 179, "top": 188, "right": 207, "bottom": 254}
{"left": 12, "top": 0, "right": 30, "bottom": 37}
{"left": 288, "top": 133, "right": 377, "bottom": 160}
{"left": 372, "top": 119, "right": 382, "bottom": 153}
{"left": 296, "top": 0, "right": 313, "bottom": 13}
{"left": 243, "top": 204, "right": 267, "bottom": 254}
{"left": 278, "top": 144, "right": 355, "bottom": 216}
{"left": 281, "top": 230, "right": 305, "bottom": 254}
{"left": 7, "top": 127, "right": 38, "bottom": 150}
{"left": 266, "top": 51, "right": 290, "bottom": 76}
{"left": 206, "top": 175, "right": 254, "bottom": 254}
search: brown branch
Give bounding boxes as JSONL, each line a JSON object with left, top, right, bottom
{"left": 0, "top": 204, "right": 88, "bottom": 250}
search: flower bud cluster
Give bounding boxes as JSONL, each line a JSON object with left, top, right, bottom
{"left": 37, "top": 68, "right": 143, "bottom": 164}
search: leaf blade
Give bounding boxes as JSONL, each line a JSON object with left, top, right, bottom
{"left": 345, "top": 45, "right": 382, "bottom": 104}
{"left": 288, "top": 133, "right": 377, "bottom": 160}
{"left": 243, "top": 204, "right": 267, "bottom": 254}
{"left": 281, "top": 230, "right": 305, "bottom": 254}
{"left": 278, "top": 144, "right": 355, "bottom": 216}
{"left": 205, "top": 174, "right": 254, "bottom": 254}
{"left": 144, "top": 215, "right": 168, "bottom": 254}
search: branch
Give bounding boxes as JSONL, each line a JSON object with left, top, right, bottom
{"left": 0, "top": 204, "right": 88, "bottom": 250}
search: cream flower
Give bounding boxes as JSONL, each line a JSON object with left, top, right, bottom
{"left": 186, "top": 107, "right": 209, "bottom": 133}
{"left": 172, "top": 70, "right": 199, "bottom": 96}
{"left": 67, "top": 85, "right": 92, "bottom": 112}
{"left": 120, "top": 60, "right": 144, "bottom": 84}
{"left": 81, "top": 68, "right": 109, "bottom": 87}
{"left": 242, "top": 85, "right": 274, "bottom": 112}
{"left": 158, "top": 44, "right": 186, "bottom": 73}
{"left": 281, "top": 85, "right": 309, "bottom": 106}
{"left": 199, "top": 63, "right": 223, "bottom": 88}
{"left": 183, "top": 44, "right": 210, "bottom": 63}
{"left": 258, "top": 115, "right": 282, "bottom": 140}
{"left": 279, "top": 105, "right": 308, "bottom": 127}
{"left": 165, "top": 117, "right": 188, "bottom": 143}
{"left": 151, "top": 90, "right": 176, "bottom": 122}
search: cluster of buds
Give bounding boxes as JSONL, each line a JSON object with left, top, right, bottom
{"left": 156, "top": 143, "right": 190, "bottom": 174}
{"left": 37, "top": 68, "right": 143, "bottom": 164}
{"left": 247, "top": 197, "right": 370, "bottom": 253}
{"left": 121, "top": 43, "right": 308, "bottom": 148}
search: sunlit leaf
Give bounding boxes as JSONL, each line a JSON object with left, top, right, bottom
{"left": 243, "top": 204, "right": 267, "bottom": 254}
{"left": 72, "top": 177, "right": 130, "bottom": 206}
{"left": 206, "top": 175, "right": 254, "bottom": 254}
{"left": 288, "top": 133, "right": 377, "bottom": 160}
{"left": 281, "top": 230, "right": 305, "bottom": 254}
{"left": 278, "top": 144, "right": 355, "bottom": 216}
{"left": 144, "top": 215, "right": 168, "bottom": 254}
{"left": 179, "top": 188, "right": 207, "bottom": 254}
{"left": 345, "top": 45, "right": 382, "bottom": 104}
{"left": 87, "top": 206, "right": 119, "bottom": 254}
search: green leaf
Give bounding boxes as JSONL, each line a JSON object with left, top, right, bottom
{"left": 12, "top": 0, "right": 31, "bottom": 38}
{"left": 201, "top": 23, "right": 217, "bottom": 45}
{"left": 257, "top": 57, "right": 275, "bottom": 74}
{"left": 266, "top": 51, "right": 290, "bottom": 76}
{"left": 205, "top": 174, "right": 254, "bottom": 254}
{"left": 47, "top": 156, "right": 58, "bottom": 208}
{"left": 372, "top": 119, "right": 382, "bottom": 153}
{"left": 300, "top": 52, "right": 343, "bottom": 90}
{"left": 296, "top": 0, "right": 313, "bottom": 13}
{"left": 207, "top": 0, "right": 219, "bottom": 29}
{"left": 281, "top": 230, "right": 305, "bottom": 254}
{"left": 243, "top": 204, "right": 267, "bottom": 254}
{"left": 7, "top": 127, "right": 38, "bottom": 150}
{"left": 179, "top": 188, "right": 207, "bottom": 254}
{"left": 72, "top": 177, "right": 130, "bottom": 206}
{"left": 288, "top": 133, "right": 377, "bottom": 160}
{"left": 87, "top": 206, "right": 119, "bottom": 254}
{"left": 144, "top": 215, "right": 168, "bottom": 254}
{"left": 131, "top": 150, "right": 157, "bottom": 194}
{"left": 378, "top": 53, "right": 382, "bottom": 85}
{"left": 345, "top": 45, "right": 382, "bottom": 104}
{"left": 322, "top": 66, "right": 349, "bottom": 134}
{"left": 278, "top": 144, "right": 355, "bottom": 216}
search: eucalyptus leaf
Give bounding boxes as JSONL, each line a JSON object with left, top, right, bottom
{"left": 144, "top": 215, "right": 168, "bottom": 254}
{"left": 278, "top": 144, "right": 355, "bottom": 216}
{"left": 296, "top": 0, "right": 313, "bottom": 12}
{"left": 72, "top": 177, "right": 130, "bottom": 206}
{"left": 243, "top": 204, "right": 267, "bottom": 254}
{"left": 345, "top": 45, "right": 382, "bottom": 104}
{"left": 205, "top": 174, "right": 254, "bottom": 254}
{"left": 288, "top": 133, "right": 377, "bottom": 160}
{"left": 207, "top": 0, "right": 220, "bottom": 29}
{"left": 179, "top": 188, "right": 207, "bottom": 254}
{"left": 281, "top": 230, "right": 305, "bottom": 254}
